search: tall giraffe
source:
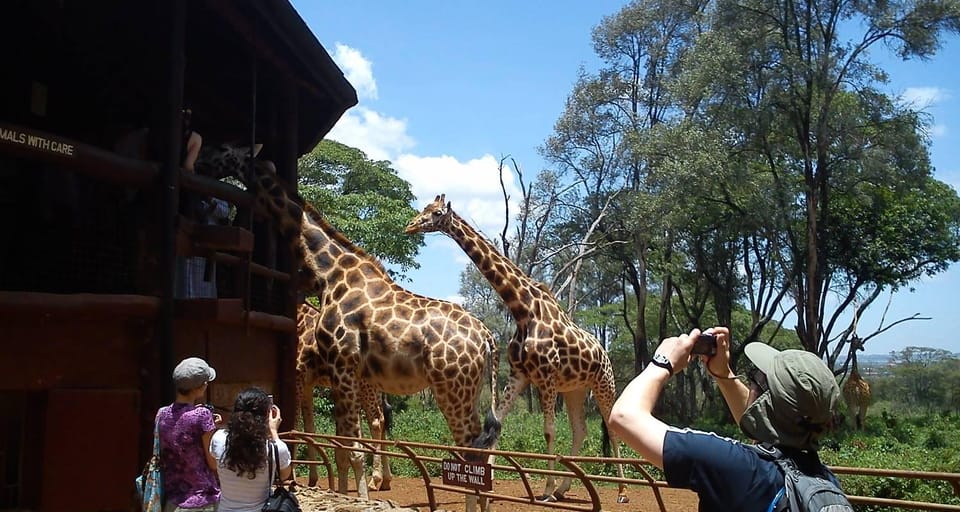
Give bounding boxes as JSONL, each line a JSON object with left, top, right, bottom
{"left": 842, "top": 338, "right": 871, "bottom": 430}
{"left": 405, "top": 194, "right": 629, "bottom": 504}
{"left": 240, "top": 164, "right": 500, "bottom": 511}
{"left": 296, "top": 302, "right": 392, "bottom": 495}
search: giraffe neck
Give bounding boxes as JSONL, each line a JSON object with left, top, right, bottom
{"left": 445, "top": 212, "right": 545, "bottom": 322}
{"left": 250, "top": 168, "right": 394, "bottom": 294}
{"left": 297, "top": 206, "right": 395, "bottom": 289}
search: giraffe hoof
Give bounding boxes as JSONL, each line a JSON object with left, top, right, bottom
{"left": 536, "top": 494, "right": 558, "bottom": 503}
{"left": 617, "top": 495, "right": 630, "bottom": 504}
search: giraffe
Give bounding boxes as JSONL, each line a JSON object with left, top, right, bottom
{"left": 842, "top": 338, "right": 871, "bottom": 430}
{"left": 238, "top": 164, "right": 500, "bottom": 512}
{"left": 296, "top": 302, "right": 392, "bottom": 495}
{"left": 405, "top": 194, "right": 629, "bottom": 504}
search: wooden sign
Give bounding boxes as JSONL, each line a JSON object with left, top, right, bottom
{"left": 441, "top": 459, "right": 492, "bottom": 491}
{"left": 0, "top": 125, "right": 76, "bottom": 157}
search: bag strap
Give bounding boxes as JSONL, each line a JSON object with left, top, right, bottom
{"left": 266, "top": 440, "right": 274, "bottom": 491}
{"left": 266, "top": 439, "right": 285, "bottom": 492}
{"left": 270, "top": 441, "right": 281, "bottom": 488}
{"left": 774, "top": 458, "right": 802, "bottom": 512}
{"left": 152, "top": 409, "right": 162, "bottom": 457}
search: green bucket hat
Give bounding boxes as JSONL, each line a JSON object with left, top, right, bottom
{"left": 740, "top": 343, "right": 840, "bottom": 450}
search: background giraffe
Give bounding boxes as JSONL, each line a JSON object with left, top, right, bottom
{"left": 239, "top": 164, "right": 500, "bottom": 511}
{"left": 296, "top": 302, "right": 392, "bottom": 495}
{"left": 405, "top": 194, "right": 629, "bottom": 504}
{"left": 842, "top": 338, "right": 872, "bottom": 430}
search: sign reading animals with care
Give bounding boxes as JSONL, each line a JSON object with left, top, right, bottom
{"left": 441, "top": 459, "right": 493, "bottom": 491}
{"left": 0, "top": 125, "right": 76, "bottom": 156}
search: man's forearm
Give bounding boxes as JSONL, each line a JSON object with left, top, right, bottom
{"left": 715, "top": 377, "right": 751, "bottom": 423}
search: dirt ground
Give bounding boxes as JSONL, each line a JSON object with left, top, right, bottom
{"left": 294, "top": 477, "right": 700, "bottom": 512}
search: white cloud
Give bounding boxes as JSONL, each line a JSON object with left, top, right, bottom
{"left": 394, "top": 154, "right": 523, "bottom": 237}
{"left": 900, "top": 86, "right": 949, "bottom": 109}
{"left": 326, "top": 107, "right": 415, "bottom": 161}
{"left": 325, "top": 44, "right": 525, "bottom": 263}
{"left": 929, "top": 124, "right": 947, "bottom": 138}
{"left": 332, "top": 43, "right": 377, "bottom": 100}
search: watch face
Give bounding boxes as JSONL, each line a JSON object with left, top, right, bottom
{"left": 650, "top": 353, "right": 673, "bottom": 374}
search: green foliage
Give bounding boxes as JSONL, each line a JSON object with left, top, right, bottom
{"left": 820, "top": 411, "right": 960, "bottom": 510}
{"left": 297, "top": 140, "right": 421, "bottom": 279}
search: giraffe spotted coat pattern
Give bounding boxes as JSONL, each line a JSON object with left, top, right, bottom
{"left": 405, "top": 194, "right": 629, "bottom": 504}
{"left": 296, "top": 302, "right": 392, "bottom": 494}
{"left": 239, "top": 164, "right": 500, "bottom": 511}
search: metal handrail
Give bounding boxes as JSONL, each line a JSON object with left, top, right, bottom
{"left": 280, "top": 430, "right": 960, "bottom": 512}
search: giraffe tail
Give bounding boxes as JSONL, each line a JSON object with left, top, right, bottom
{"left": 469, "top": 336, "right": 502, "bottom": 453}
{"left": 601, "top": 420, "right": 612, "bottom": 457}
{"left": 469, "top": 409, "right": 502, "bottom": 452}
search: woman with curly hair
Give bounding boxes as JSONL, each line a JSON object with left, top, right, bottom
{"left": 210, "top": 387, "right": 292, "bottom": 512}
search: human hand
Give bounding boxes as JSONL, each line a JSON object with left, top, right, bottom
{"left": 213, "top": 413, "right": 223, "bottom": 426}
{"left": 268, "top": 405, "right": 282, "bottom": 433}
{"left": 654, "top": 328, "right": 704, "bottom": 375}
{"left": 702, "top": 327, "right": 735, "bottom": 378}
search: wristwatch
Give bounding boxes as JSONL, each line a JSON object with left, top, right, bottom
{"left": 648, "top": 353, "right": 674, "bottom": 376}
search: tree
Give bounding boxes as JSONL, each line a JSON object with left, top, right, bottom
{"left": 297, "top": 140, "right": 421, "bottom": 279}
{"left": 704, "top": 0, "right": 960, "bottom": 361}
{"left": 888, "top": 346, "right": 958, "bottom": 411}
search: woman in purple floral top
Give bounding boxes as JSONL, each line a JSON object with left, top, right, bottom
{"left": 158, "top": 357, "right": 221, "bottom": 511}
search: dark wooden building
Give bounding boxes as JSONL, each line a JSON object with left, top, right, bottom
{"left": 0, "top": 1, "right": 356, "bottom": 510}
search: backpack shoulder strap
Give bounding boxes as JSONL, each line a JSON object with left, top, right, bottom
{"left": 746, "top": 443, "right": 791, "bottom": 512}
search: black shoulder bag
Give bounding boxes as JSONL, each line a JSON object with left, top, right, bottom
{"left": 262, "top": 441, "right": 301, "bottom": 512}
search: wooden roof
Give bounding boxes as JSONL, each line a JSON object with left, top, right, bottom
{"left": 0, "top": 0, "right": 357, "bottom": 157}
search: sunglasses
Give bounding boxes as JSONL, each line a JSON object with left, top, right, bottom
{"left": 748, "top": 367, "right": 769, "bottom": 393}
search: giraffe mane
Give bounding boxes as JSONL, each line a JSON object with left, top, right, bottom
{"left": 301, "top": 201, "right": 394, "bottom": 280}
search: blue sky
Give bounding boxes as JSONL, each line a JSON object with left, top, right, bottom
{"left": 292, "top": 2, "right": 960, "bottom": 356}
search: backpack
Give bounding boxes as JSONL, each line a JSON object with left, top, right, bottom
{"left": 750, "top": 443, "right": 853, "bottom": 512}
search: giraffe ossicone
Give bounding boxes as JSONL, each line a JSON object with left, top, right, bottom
{"left": 405, "top": 193, "right": 630, "bottom": 504}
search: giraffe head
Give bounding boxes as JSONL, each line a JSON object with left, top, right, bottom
{"left": 404, "top": 194, "right": 452, "bottom": 234}
{"left": 195, "top": 143, "right": 260, "bottom": 180}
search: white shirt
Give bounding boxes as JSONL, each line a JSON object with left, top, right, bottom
{"left": 209, "top": 429, "right": 292, "bottom": 512}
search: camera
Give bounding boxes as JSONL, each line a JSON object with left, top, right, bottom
{"left": 692, "top": 333, "right": 717, "bottom": 356}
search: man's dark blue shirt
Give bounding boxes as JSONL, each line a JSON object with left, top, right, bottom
{"left": 663, "top": 428, "right": 784, "bottom": 512}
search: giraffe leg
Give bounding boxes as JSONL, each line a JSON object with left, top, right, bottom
{"left": 298, "top": 379, "right": 320, "bottom": 487}
{"left": 494, "top": 371, "right": 527, "bottom": 421}
{"left": 432, "top": 369, "right": 491, "bottom": 512}
{"left": 553, "top": 388, "right": 588, "bottom": 500}
{"left": 594, "top": 383, "right": 629, "bottom": 503}
{"left": 378, "top": 395, "right": 393, "bottom": 490}
{"left": 359, "top": 384, "right": 390, "bottom": 491}
{"left": 857, "top": 403, "right": 868, "bottom": 430}
{"left": 332, "top": 387, "right": 370, "bottom": 500}
{"left": 537, "top": 386, "right": 560, "bottom": 502}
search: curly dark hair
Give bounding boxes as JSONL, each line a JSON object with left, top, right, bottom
{"left": 221, "top": 387, "right": 271, "bottom": 478}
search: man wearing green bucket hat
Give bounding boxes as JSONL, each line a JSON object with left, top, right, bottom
{"left": 609, "top": 327, "right": 843, "bottom": 512}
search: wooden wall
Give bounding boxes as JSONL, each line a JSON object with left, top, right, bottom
{"left": 0, "top": 299, "right": 289, "bottom": 511}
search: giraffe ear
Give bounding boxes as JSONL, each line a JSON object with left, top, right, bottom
{"left": 446, "top": 201, "right": 452, "bottom": 210}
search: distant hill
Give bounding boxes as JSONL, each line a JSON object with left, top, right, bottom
{"left": 858, "top": 351, "right": 960, "bottom": 368}
{"left": 860, "top": 353, "right": 893, "bottom": 366}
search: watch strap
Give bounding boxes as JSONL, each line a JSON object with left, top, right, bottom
{"left": 648, "top": 354, "right": 674, "bottom": 376}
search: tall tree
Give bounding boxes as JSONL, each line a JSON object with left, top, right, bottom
{"left": 707, "top": 0, "right": 960, "bottom": 357}
{"left": 297, "top": 140, "right": 421, "bottom": 279}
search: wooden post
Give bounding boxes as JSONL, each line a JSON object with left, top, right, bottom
{"left": 155, "top": 0, "right": 186, "bottom": 417}
{"left": 277, "top": 79, "right": 300, "bottom": 428}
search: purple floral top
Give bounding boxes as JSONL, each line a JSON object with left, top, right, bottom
{"left": 158, "top": 403, "right": 220, "bottom": 508}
